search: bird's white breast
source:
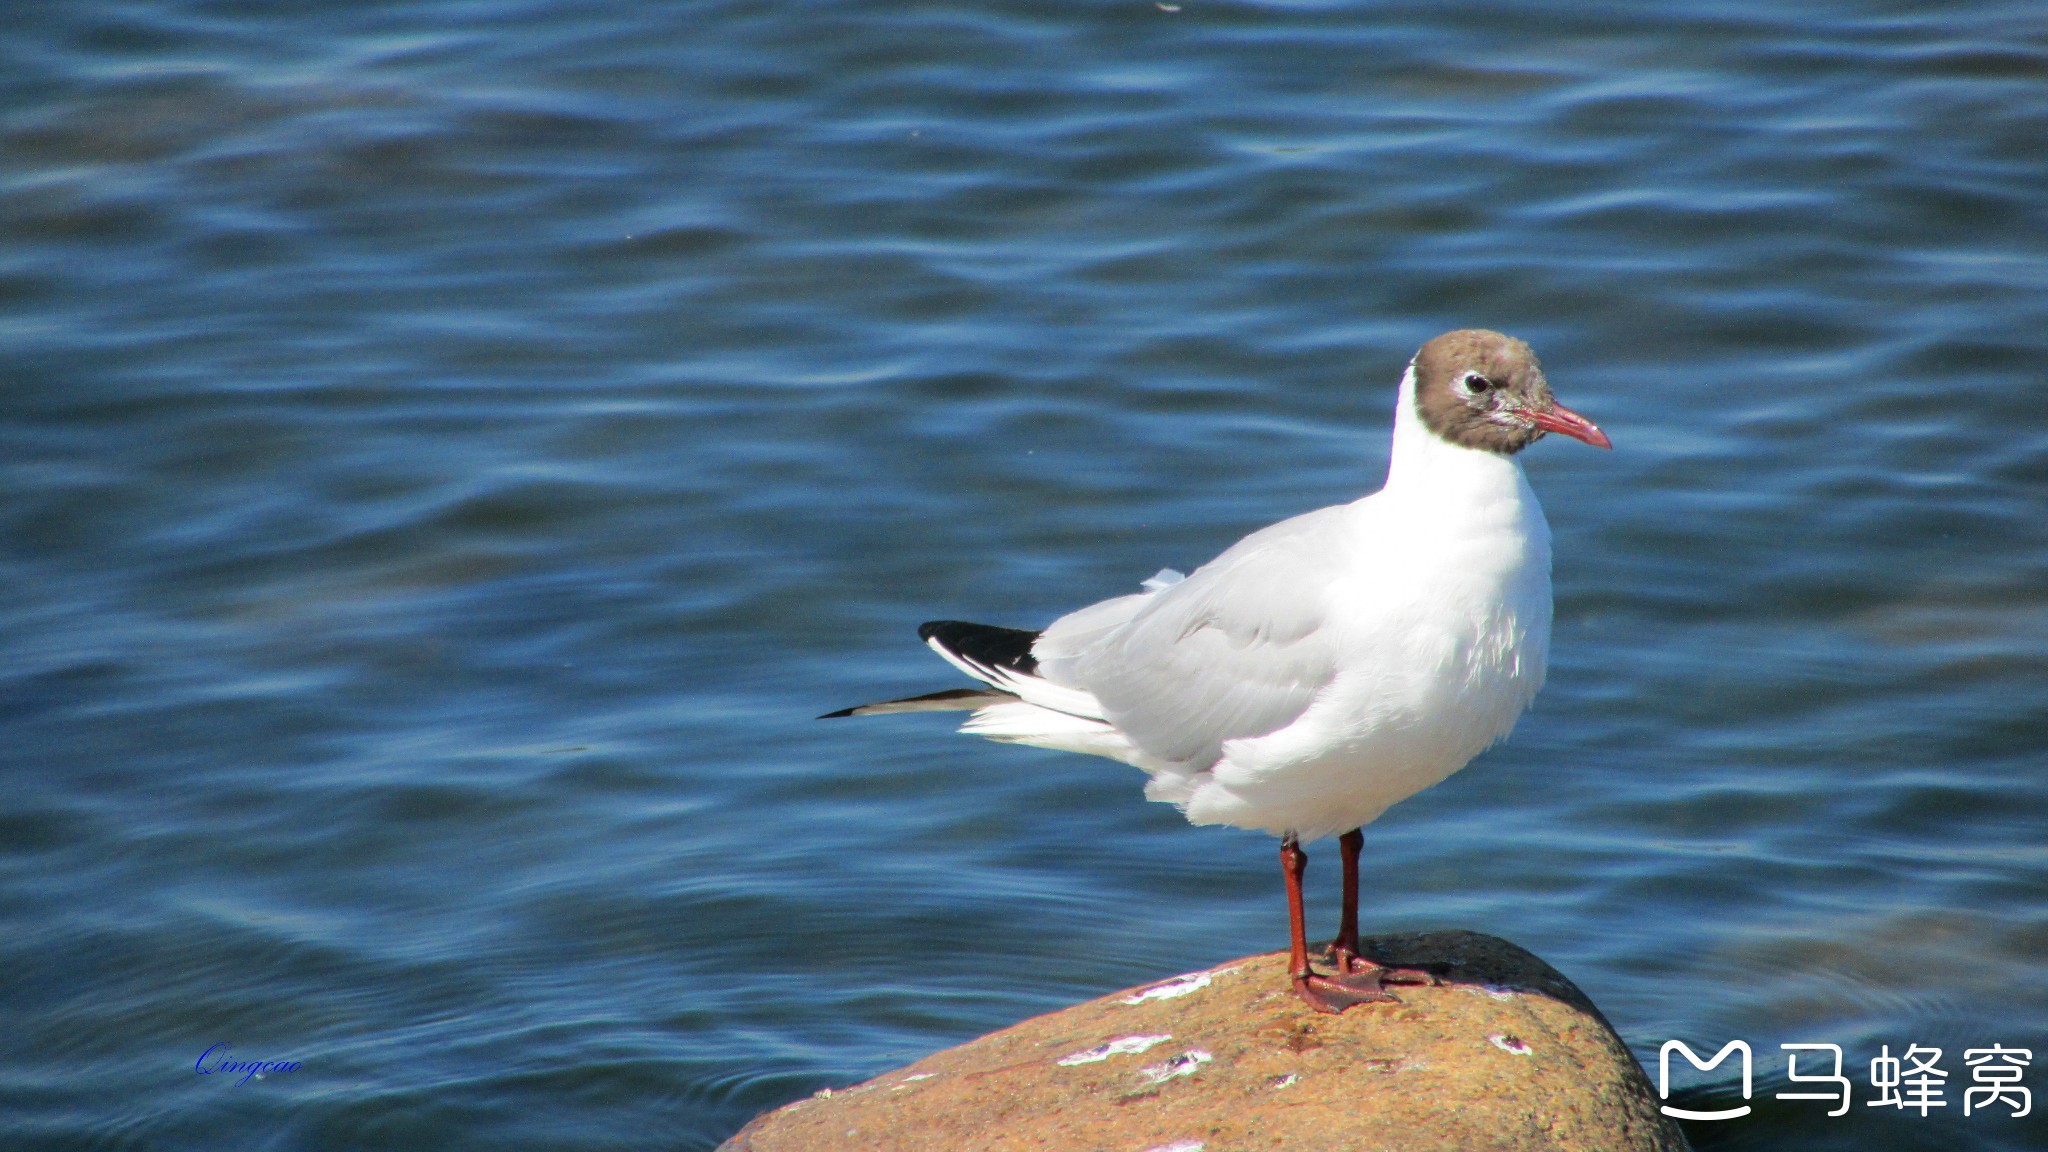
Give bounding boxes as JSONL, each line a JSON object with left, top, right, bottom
{"left": 1157, "top": 380, "right": 1555, "bottom": 840}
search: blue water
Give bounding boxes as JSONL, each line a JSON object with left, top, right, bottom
{"left": 3, "top": 2, "right": 2045, "bottom": 1149}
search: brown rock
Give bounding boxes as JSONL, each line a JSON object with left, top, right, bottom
{"left": 719, "top": 932, "right": 1688, "bottom": 1152}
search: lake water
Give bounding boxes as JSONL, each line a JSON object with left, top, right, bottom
{"left": 3, "top": 2, "right": 2045, "bottom": 1149}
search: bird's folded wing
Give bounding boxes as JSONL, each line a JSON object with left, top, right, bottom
{"left": 1037, "top": 507, "right": 1350, "bottom": 769}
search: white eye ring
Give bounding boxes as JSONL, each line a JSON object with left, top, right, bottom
{"left": 1461, "top": 373, "right": 1494, "bottom": 396}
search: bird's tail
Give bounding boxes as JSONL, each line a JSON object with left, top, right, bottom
{"left": 818, "top": 620, "right": 1043, "bottom": 720}
{"left": 822, "top": 618, "right": 1144, "bottom": 766}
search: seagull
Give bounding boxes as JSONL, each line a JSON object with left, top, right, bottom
{"left": 824, "top": 330, "right": 1610, "bottom": 1013}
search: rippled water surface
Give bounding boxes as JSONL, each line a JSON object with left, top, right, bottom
{"left": 4, "top": 2, "right": 2047, "bottom": 1149}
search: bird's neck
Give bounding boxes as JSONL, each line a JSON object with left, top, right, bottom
{"left": 1379, "top": 364, "right": 1532, "bottom": 511}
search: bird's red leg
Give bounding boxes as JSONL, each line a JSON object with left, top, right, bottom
{"left": 1283, "top": 834, "right": 1397, "bottom": 1013}
{"left": 1283, "top": 834, "right": 1313, "bottom": 983}
{"left": 1322, "top": 827, "right": 1445, "bottom": 992}
{"left": 1331, "top": 828, "right": 1363, "bottom": 971}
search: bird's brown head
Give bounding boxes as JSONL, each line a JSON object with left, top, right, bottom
{"left": 1412, "top": 329, "right": 1611, "bottom": 454}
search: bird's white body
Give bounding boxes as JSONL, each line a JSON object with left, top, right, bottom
{"left": 939, "top": 366, "right": 1553, "bottom": 842}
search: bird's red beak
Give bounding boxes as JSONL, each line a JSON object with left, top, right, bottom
{"left": 1527, "top": 401, "right": 1611, "bottom": 449}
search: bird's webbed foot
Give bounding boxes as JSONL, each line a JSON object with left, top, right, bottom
{"left": 1292, "top": 969, "right": 1402, "bottom": 1014}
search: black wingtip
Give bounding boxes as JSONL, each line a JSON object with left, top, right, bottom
{"left": 919, "top": 620, "right": 1041, "bottom": 675}
{"left": 825, "top": 623, "right": 1043, "bottom": 722}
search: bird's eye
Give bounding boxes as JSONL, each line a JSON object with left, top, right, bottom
{"left": 1462, "top": 374, "right": 1493, "bottom": 395}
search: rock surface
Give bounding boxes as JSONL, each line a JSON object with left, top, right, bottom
{"left": 720, "top": 931, "right": 1688, "bottom": 1152}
